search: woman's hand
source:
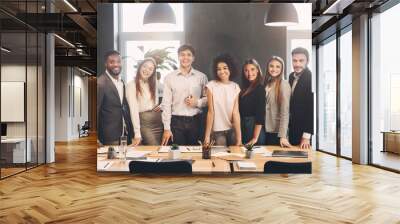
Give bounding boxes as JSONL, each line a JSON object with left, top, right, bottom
{"left": 132, "top": 138, "right": 141, "bottom": 146}
{"left": 204, "top": 135, "right": 211, "bottom": 146}
{"left": 280, "top": 138, "right": 292, "bottom": 148}
{"left": 245, "top": 138, "right": 258, "bottom": 146}
{"left": 152, "top": 105, "right": 162, "bottom": 112}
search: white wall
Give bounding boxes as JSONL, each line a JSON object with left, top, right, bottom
{"left": 54, "top": 66, "right": 89, "bottom": 141}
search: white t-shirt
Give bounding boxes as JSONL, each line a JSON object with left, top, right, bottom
{"left": 206, "top": 80, "right": 241, "bottom": 132}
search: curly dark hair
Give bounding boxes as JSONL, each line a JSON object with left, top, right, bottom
{"left": 212, "top": 53, "right": 238, "bottom": 81}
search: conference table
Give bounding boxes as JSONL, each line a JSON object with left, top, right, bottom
{"left": 97, "top": 145, "right": 312, "bottom": 174}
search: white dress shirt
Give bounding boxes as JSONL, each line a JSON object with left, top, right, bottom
{"left": 126, "top": 79, "right": 160, "bottom": 139}
{"left": 161, "top": 68, "right": 208, "bottom": 130}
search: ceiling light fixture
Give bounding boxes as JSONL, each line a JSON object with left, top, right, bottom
{"left": 143, "top": 3, "right": 176, "bottom": 25}
{"left": 78, "top": 67, "right": 93, "bottom": 76}
{"left": 264, "top": 4, "right": 299, "bottom": 27}
{"left": 63, "top": 0, "right": 78, "bottom": 12}
{"left": 1, "top": 47, "right": 11, "bottom": 53}
{"left": 54, "top": 34, "right": 75, "bottom": 48}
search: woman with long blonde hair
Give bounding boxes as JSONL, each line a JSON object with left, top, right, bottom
{"left": 264, "top": 56, "right": 292, "bottom": 147}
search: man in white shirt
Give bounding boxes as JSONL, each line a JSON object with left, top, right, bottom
{"left": 288, "top": 47, "right": 314, "bottom": 149}
{"left": 161, "top": 44, "right": 208, "bottom": 145}
{"left": 97, "top": 50, "right": 139, "bottom": 146}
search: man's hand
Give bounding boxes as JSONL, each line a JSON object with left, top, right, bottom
{"left": 161, "top": 130, "right": 173, "bottom": 146}
{"left": 299, "top": 138, "right": 311, "bottom": 149}
{"left": 184, "top": 95, "right": 198, "bottom": 108}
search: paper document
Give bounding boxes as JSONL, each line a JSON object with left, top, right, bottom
{"left": 158, "top": 146, "right": 202, "bottom": 153}
{"left": 241, "top": 146, "right": 267, "bottom": 154}
{"left": 237, "top": 161, "right": 257, "bottom": 170}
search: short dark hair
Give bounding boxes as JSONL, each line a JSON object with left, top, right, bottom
{"left": 178, "top": 44, "right": 195, "bottom": 56}
{"left": 212, "top": 53, "right": 238, "bottom": 81}
{"left": 104, "top": 50, "right": 120, "bottom": 61}
{"left": 291, "top": 47, "right": 309, "bottom": 62}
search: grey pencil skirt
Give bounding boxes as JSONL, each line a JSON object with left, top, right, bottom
{"left": 139, "top": 111, "right": 163, "bottom": 145}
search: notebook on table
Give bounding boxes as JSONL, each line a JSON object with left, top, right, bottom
{"left": 272, "top": 150, "right": 308, "bottom": 158}
{"left": 236, "top": 161, "right": 257, "bottom": 170}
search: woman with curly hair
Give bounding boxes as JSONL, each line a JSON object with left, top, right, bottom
{"left": 204, "top": 54, "right": 242, "bottom": 146}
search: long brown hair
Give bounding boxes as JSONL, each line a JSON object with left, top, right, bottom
{"left": 135, "top": 58, "right": 157, "bottom": 102}
{"left": 240, "top": 58, "right": 264, "bottom": 97}
{"left": 265, "top": 56, "right": 285, "bottom": 107}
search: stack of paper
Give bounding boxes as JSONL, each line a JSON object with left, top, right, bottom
{"left": 97, "top": 147, "right": 108, "bottom": 154}
{"left": 241, "top": 146, "right": 267, "bottom": 154}
{"left": 126, "top": 150, "right": 152, "bottom": 159}
{"left": 158, "top": 146, "right": 202, "bottom": 153}
{"left": 237, "top": 161, "right": 257, "bottom": 170}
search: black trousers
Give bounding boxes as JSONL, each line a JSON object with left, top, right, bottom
{"left": 171, "top": 114, "right": 201, "bottom": 145}
{"left": 265, "top": 132, "right": 280, "bottom": 146}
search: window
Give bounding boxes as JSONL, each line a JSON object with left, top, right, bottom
{"left": 318, "top": 36, "right": 337, "bottom": 154}
{"left": 119, "top": 3, "right": 184, "bottom": 84}
{"left": 339, "top": 28, "right": 352, "bottom": 158}
{"left": 370, "top": 3, "right": 400, "bottom": 171}
{"left": 125, "top": 40, "right": 180, "bottom": 83}
{"left": 121, "top": 3, "right": 184, "bottom": 32}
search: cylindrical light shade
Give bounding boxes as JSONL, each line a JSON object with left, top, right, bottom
{"left": 264, "top": 4, "right": 298, "bottom": 27}
{"left": 143, "top": 3, "right": 176, "bottom": 25}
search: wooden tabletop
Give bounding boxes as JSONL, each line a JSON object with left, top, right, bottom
{"left": 97, "top": 145, "right": 312, "bottom": 174}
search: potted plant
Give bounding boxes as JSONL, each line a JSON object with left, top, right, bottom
{"left": 244, "top": 143, "right": 255, "bottom": 159}
{"left": 133, "top": 47, "right": 178, "bottom": 78}
{"left": 169, "top": 144, "right": 180, "bottom": 159}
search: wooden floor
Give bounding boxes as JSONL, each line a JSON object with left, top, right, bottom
{"left": 1, "top": 135, "right": 400, "bottom": 223}
{"left": 372, "top": 151, "right": 400, "bottom": 171}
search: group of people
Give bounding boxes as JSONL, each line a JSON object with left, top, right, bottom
{"left": 97, "top": 44, "right": 313, "bottom": 149}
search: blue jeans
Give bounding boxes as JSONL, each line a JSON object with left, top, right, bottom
{"left": 241, "top": 116, "right": 266, "bottom": 145}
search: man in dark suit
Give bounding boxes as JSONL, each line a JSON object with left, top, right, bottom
{"left": 97, "top": 50, "right": 139, "bottom": 146}
{"left": 288, "top": 47, "right": 314, "bottom": 149}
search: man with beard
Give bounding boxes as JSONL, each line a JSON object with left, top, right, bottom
{"left": 288, "top": 47, "right": 314, "bottom": 149}
{"left": 97, "top": 50, "right": 138, "bottom": 146}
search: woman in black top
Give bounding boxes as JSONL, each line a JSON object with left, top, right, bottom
{"left": 239, "top": 59, "right": 266, "bottom": 145}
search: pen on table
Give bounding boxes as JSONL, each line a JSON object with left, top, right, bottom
{"left": 212, "top": 161, "right": 215, "bottom": 167}
{"left": 186, "top": 147, "right": 191, "bottom": 151}
{"left": 103, "top": 162, "right": 110, "bottom": 169}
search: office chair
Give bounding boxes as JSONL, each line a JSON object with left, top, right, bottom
{"left": 263, "top": 161, "right": 312, "bottom": 174}
{"left": 78, "top": 121, "right": 90, "bottom": 138}
{"left": 129, "top": 160, "right": 192, "bottom": 174}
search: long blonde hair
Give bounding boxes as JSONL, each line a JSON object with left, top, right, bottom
{"left": 265, "top": 56, "right": 285, "bottom": 107}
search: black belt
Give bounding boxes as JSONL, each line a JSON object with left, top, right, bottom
{"left": 172, "top": 114, "right": 201, "bottom": 121}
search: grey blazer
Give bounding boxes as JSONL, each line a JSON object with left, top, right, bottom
{"left": 264, "top": 80, "right": 291, "bottom": 138}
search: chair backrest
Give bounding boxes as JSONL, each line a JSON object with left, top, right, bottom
{"left": 263, "top": 161, "right": 312, "bottom": 174}
{"left": 129, "top": 160, "right": 192, "bottom": 174}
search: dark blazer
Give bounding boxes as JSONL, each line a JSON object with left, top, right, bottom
{"left": 288, "top": 67, "right": 314, "bottom": 144}
{"left": 97, "top": 73, "right": 134, "bottom": 145}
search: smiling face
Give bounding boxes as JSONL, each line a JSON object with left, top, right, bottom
{"left": 139, "top": 60, "right": 155, "bottom": 80}
{"left": 292, "top": 53, "right": 308, "bottom": 74}
{"left": 105, "top": 54, "right": 121, "bottom": 76}
{"left": 244, "top": 64, "right": 259, "bottom": 82}
{"left": 216, "top": 62, "right": 230, "bottom": 82}
{"left": 178, "top": 49, "right": 194, "bottom": 69}
{"left": 268, "top": 59, "right": 282, "bottom": 78}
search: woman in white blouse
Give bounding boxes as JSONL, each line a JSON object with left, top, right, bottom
{"left": 204, "top": 54, "right": 242, "bottom": 146}
{"left": 126, "top": 58, "right": 163, "bottom": 145}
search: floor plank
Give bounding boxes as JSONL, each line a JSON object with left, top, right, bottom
{"left": 0, "top": 135, "right": 400, "bottom": 223}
